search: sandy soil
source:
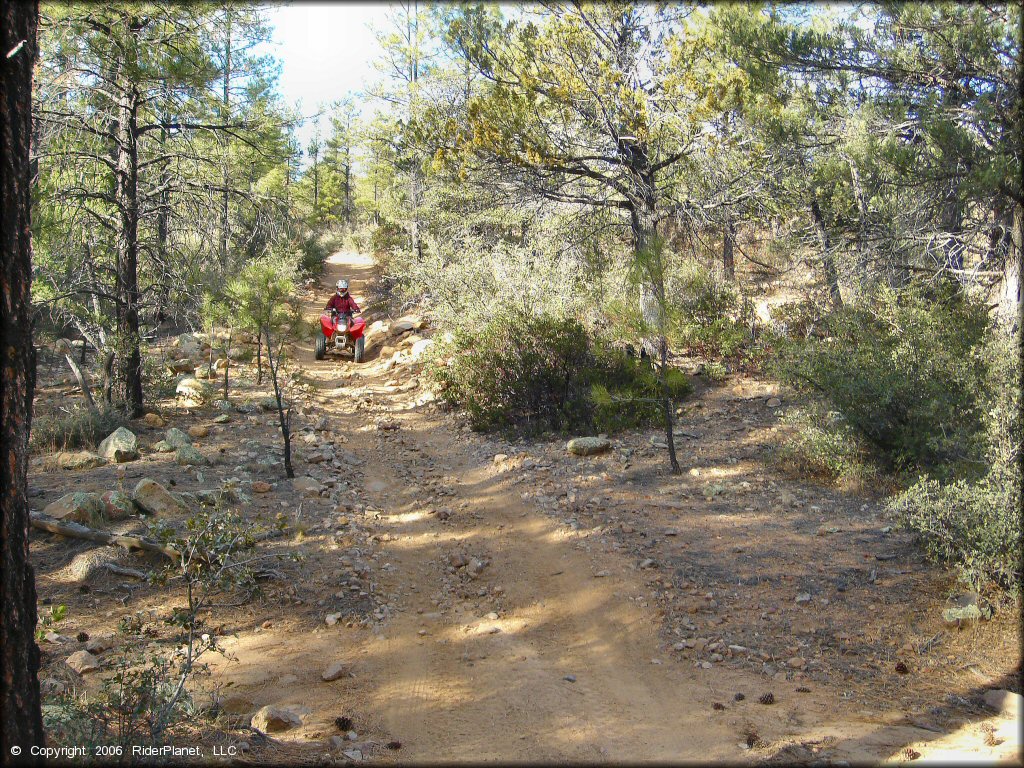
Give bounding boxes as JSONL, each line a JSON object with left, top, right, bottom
{"left": 27, "top": 250, "right": 1021, "bottom": 765}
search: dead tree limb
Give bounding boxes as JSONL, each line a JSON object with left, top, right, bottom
{"left": 55, "top": 338, "right": 98, "bottom": 413}
{"left": 29, "top": 512, "right": 182, "bottom": 561}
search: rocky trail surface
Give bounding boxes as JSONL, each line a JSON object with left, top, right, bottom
{"left": 27, "top": 250, "right": 1021, "bottom": 765}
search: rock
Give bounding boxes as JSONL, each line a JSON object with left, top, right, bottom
{"left": 164, "top": 428, "right": 193, "bottom": 449}
{"left": 188, "top": 425, "right": 209, "bottom": 439}
{"left": 251, "top": 705, "right": 303, "bottom": 733}
{"left": 152, "top": 440, "right": 175, "bottom": 453}
{"left": 942, "top": 603, "right": 983, "bottom": 626}
{"left": 259, "top": 396, "right": 287, "bottom": 411}
{"left": 639, "top": 558, "right": 657, "bottom": 569}
{"left": 329, "top": 736, "right": 345, "bottom": 750}
{"left": 252, "top": 481, "right": 272, "bottom": 494}
{"left": 493, "top": 454, "right": 508, "bottom": 464}
{"left": 173, "top": 333, "right": 202, "bottom": 358}
{"left": 322, "top": 661, "right": 353, "bottom": 681}
{"left": 389, "top": 318, "right": 417, "bottom": 336}
{"left": 213, "top": 399, "right": 233, "bottom": 413}
{"left": 65, "top": 650, "right": 100, "bottom": 674}
{"left": 167, "top": 358, "right": 195, "bottom": 374}
{"left": 212, "top": 414, "right": 231, "bottom": 424}
{"left": 563, "top": 674, "right": 577, "bottom": 683}
{"left": 43, "top": 493, "right": 104, "bottom": 524}
{"left": 56, "top": 451, "right": 107, "bottom": 471}
{"left": 325, "top": 613, "right": 342, "bottom": 626}
{"left": 766, "top": 398, "right": 782, "bottom": 408}
{"left": 566, "top": 437, "right": 612, "bottom": 456}
{"left": 467, "top": 558, "right": 489, "bottom": 577}
{"left": 175, "top": 446, "right": 208, "bottom": 466}
{"left": 787, "top": 657, "right": 806, "bottom": 669}
{"left": 143, "top": 412, "right": 166, "bottom": 428}
{"left": 84, "top": 635, "right": 115, "bottom": 654}
{"left": 292, "top": 477, "right": 322, "bottom": 497}
{"left": 450, "top": 553, "right": 469, "bottom": 568}
{"left": 194, "top": 365, "right": 215, "bottom": 380}
{"left": 97, "top": 427, "right": 139, "bottom": 462}
{"left": 100, "top": 491, "right": 135, "bottom": 521}
{"left": 133, "top": 479, "right": 187, "bottom": 517}
{"left": 176, "top": 376, "right": 212, "bottom": 405}
{"left": 795, "top": 593, "right": 812, "bottom": 603}
{"left": 982, "top": 689, "right": 1022, "bottom": 717}
{"left": 408, "top": 337, "right": 434, "bottom": 362}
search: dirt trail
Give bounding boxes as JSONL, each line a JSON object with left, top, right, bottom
{"left": 204, "top": 251, "right": 1020, "bottom": 764}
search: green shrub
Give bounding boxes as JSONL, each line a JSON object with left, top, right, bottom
{"left": 773, "top": 404, "right": 880, "bottom": 490}
{"left": 432, "top": 312, "right": 597, "bottom": 434}
{"left": 888, "top": 464, "right": 1021, "bottom": 592}
{"left": 773, "top": 283, "right": 992, "bottom": 476}
{"left": 591, "top": 343, "right": 692, "bottom": 433}
{"left": 30, "top": 407, "right": 129, "bottom": 452}
{"left": 431, "top": 311, "right": 692, "bottom": 436}
{"left": 666, "top": 261, "right": 753, "bottom": 360}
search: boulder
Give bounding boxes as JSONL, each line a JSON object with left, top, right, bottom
{"left": 175, "top": 446, "right": 209, "bottom": 467}
{"left": 193, "top": 365, "right": 215, "bottom": 380}
{"left": 152, "top": 440, "right": 175, "bottom": 453}
{"left": 43, "top": 493, "right": 104, "bottom": 524}
{"left": 213, "top": 399, "right": 233, "bottom": 413}
{"left": 133, "top": 479, "right": 187, "bottom": 517}
{"left": 566, "top": 437, "right": 611, "bottom": 456}
{"left": 65, "top": 650, "right": 101, "bottom": 674}
{"left": 164, "top": 428, "right": 193, "bottom": 449}
{"left": 166, "top": 358, "right": 195, "bottom": 374}
{"left": 389, "top": 318, "right": 418, "bottom": 336}
{"left": 100, "top": 491, "right": 135, "bottom": 521}
{"left": 983, "top": 689, "right": 1023, "bottom": 717}
{"left": 56, "top": 451, "right": 107, "bottom": 471}
{"left": 97, "top": 427, "right": 139, "bottom": 462}
{"left": 173, "top": 333, "right": 202, "bottom": 358}
{"left": 176, "top": 376, "right": 212, "bottom": 405}
{"left": 251, "top": 705, "right": 303, "bottom": 733}
{"left": 409, "top": 338, "right": 435, "bottom": 362}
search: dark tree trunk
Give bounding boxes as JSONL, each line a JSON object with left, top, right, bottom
{"left": 722, "top": 217, "right": 735, "bottom": 281}
{"left": 113, "top": 75, "right": 143, "bottom": 416}
{"left": 810, "top": 198, "right": 843, "bottom": 308}
{"left": 1, "top": 0, "right": 46, "bottom": 753}
{"left": 264, "top": 328, "right": 294, "bottom": 478}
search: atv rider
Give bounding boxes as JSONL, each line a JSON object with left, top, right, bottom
{"left": 325, "top": 279, "right": 360, "bottom": 331}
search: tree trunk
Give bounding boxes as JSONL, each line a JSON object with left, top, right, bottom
{"left": 220, "top": 7, "right": 232, "bottom": 266}
{"left": 722, "top": 217, "right": 735, "bottom": 281}
{"left": 1, "top": 0, "right": 46, "bottom": 751}
{"left": 999, "top": 202, "right": 1023, "bottom": 329}
{"left": 113, "top": 63, "right": 144, "bottom": 416}
{"left": 264, "top": 328, "right": 294, "bottom": 478}
{"left": 810, "top": 198, "right": 843, "bottom": 308}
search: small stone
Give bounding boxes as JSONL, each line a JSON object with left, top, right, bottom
{"left": 65, "top": 650, "right": 100, "bottom": 674}
{"left": 292, "top": 477, "right": 322, "bottom": 497}
{"left": 213, "top": 414, "right": 231, "bottom": 424}
{"left": 252, "top": 481, "right": 272, "bottom": 493}
{"left": 322, "top": 661, "right": 353, "bottom": 681}
{"left": 84, "top": 634, "right": 114, "bottom": 654}
{"left": 563, "top": 674, "right": 576, "bottom": 683}
{"left": 214, "top": 399, "right": 233, "bottom": 413}
{"left": 97, "top": 427, "right": 139, "bottom": 462}
{"left": 251, "top": 705, "right": 303, "bottom": 732}
{"left": 176, "top": 376, "right": 212, "bottom": 405}
{"left": 100, "top": 491, "right": 135, "bottom": 521}
{"left": 766, "top": 398, "right": 782, "bottom": 408}
{"left": 566, "top": 437, "right": 611, "bottom": 456}
{"left": 325, "top": 613, "right": 342, "bottom": 626}
{"left": 795, "top": 593, "right": 812, "bottom": 603}
{"left": 493, "top": 454, "right": 508, "bottom": 464}
{"left": 639, "top": 558, "right": 657, "bottom": 569}
{"left": 787, "top": 657, "right": 806, "bottom": 669}
{"left": 188, "top": 425, "right": 209, "bottom": 439}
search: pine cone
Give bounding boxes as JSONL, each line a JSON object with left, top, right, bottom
{"left": 712, "top": 702, "right": 725, "bottom": 710}
{"left": 902, "top": 747, "right": 920, "bottom": 760}
{"left": 894, "top": 661, "right": 909, "bottom": 674}
{"left": 759, "top": 692, "right": 775, "bottom": 705}
{"left": 734, "top": 692, "right": 746, "bottom": 701}
{"left": 795, "top": 686, "right": 811, "bottom": 693}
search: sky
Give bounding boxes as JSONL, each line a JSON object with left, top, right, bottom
{"left": 260, "top": 2, "right": 394, "bottom": 160}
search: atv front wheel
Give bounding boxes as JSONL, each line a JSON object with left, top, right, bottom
{"left": 315, "top": 332, "right": 327, "bottom": 360}
{"left": 354, "top": 336, "right": 365, "bottom": 363}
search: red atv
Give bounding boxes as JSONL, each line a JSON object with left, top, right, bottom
{"left": 315, "top": 310, "right": 366, "bottom": 363}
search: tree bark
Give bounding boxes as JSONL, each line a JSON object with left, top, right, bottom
{"left": 264, "top": 328, "right": 294, "bottom": 478}
{"left": 722, "top": 217, "right": 735, "bottom": 281}
{"left": 113, "top": 33, "right": 144, "bottom": 416}
{"left": 1, "top": 0, "right": 46, "bottom": 752}
{"left": 999, "top": 202, "right": 1023, "bottom": 329}
{"left": 810, "top": 198, "right": 843, "bottom": 308}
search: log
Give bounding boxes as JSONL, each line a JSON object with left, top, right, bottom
{"left": 29, "top": 512, "right": 181, "bottom": 561}
{"left": 105, "top": 563, "right": 148, "bottom": 579}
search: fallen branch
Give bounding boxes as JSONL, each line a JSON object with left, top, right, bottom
{"left": 30, "top": 512, "right": 182, "bottom": 561}
{"left": 55, "top": 338, "right": 98, "bottom": 413}
{"left": 104, "top": 562, "right": 148, "bottom": 579}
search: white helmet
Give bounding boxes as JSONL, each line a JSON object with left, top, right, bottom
{"left": 336, "top": 279, "right": 348, "bottom": 292}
